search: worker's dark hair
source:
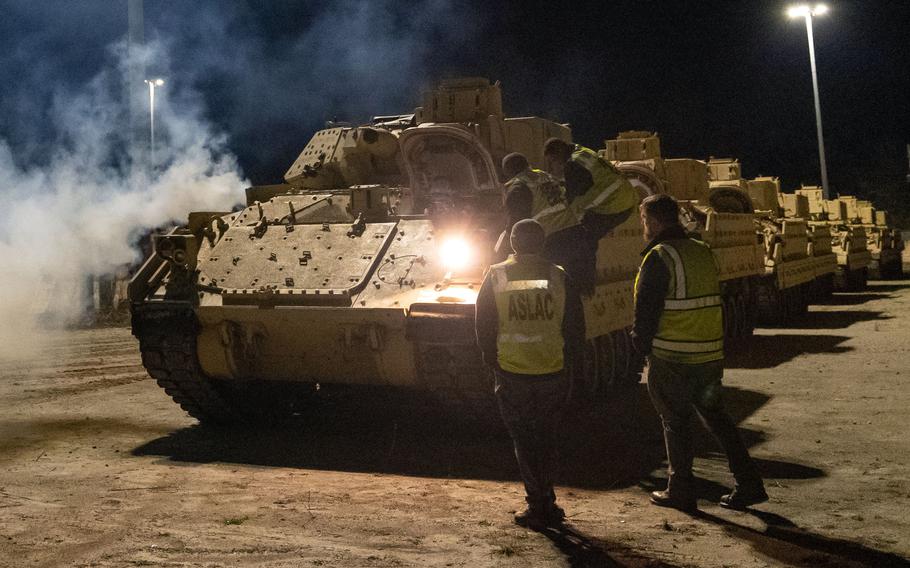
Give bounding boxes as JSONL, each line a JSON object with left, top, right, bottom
{"left": 510, "top": 218, "right": 546, "bottom": 254}
{"left": 501, "top": 152, "right": 529, "bottom": 180}
{"left": 640, "top": 194, "right": 681, "bottom": 227}
{"left": 543, "top": 137, "right": 572, "bottom": 160}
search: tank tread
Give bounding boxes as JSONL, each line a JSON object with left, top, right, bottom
{"left": 134, "top": 310, "right": 236, "bottom": 424}
{"left": 720, "top": 279, "right": 754, "bottom": 343}
{"left": 810, "top": 274, "right": 834, "bottom": 303}
{"left": 609, "top": 328, "right": 639, "bottom": 389}
{"left": 880, "top": 260, "right": 903, "bottom": 280}
{"left": 755, "top": 278, "right": 781, "bottom": 323}
{"left": 835, "top": 267, "right": 868, "bottom": 291}
{"left": 575, "top": 328, "right": 638, "bottom": 407}
{"left": 432, "top": 388, "right": 499, "bottom": 425}
{"left": 736, "top": 286, "right": 756, "bottom": 339}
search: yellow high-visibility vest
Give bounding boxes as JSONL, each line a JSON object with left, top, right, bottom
{"left": 569, "top": 145, "right": 637, "bottom": 218}
{"left": 505, "top": 169, "right": 580, "bottom": 235}
{"left": 491, "top": 255, "right": 567, "bottom": 374}
{"left": 635, "top": 238, "right": 724, "bottom": 364}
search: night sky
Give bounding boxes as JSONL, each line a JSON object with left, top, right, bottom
{"left": 1, "top": 1, "right": 908, "bottom": 209}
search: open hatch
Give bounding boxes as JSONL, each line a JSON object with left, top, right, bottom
{"left": 398, "top": 125, "right": 500, "bottom": 215}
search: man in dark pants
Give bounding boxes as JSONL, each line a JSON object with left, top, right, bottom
{"left": 632, "top": 194, "right": 768, "bottom": 512}
{"left": 475, "top": 219, "right": 585, "bottom": 529}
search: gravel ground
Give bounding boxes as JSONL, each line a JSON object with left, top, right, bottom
{"left": 1, "top": 281, "right": 908, "bottom": 567}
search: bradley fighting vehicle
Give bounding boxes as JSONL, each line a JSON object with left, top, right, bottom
{"left": 865, "top": 206, "right": 904, "bottom": 279}
{"left": 602, "top": 132, "right": 765, "bottom": 341}
{"left": 128, "top": 78, "right": 644, "bottom": 423}
{"left": 742, "top": 174, "right": 837, "bottom": 310}
{"left": 602, "top": 131, "right": 839, "bottom": 328}
{"left": 839, "top": 196, "right": 903, "bottom": 279}
{"left": 706, "top": 159, "right": 836, "bottom": 321}
{"left": 795, "top": 187, "right": 873, "bottom": 290}
{"left": 767, "top": 182, "right": 837, "bottom": 301}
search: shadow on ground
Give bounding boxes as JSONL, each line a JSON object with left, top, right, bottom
{"left": 133, "top": 382, "right": 781, "bottom": 492}
{"left": 785, "top": 310, "right": 891, "bottom": 330}
{"left": 864, "top": 282, "right": 910, "bottom": 293}
{"left": 726, "top": 334, "right": 853, "bottom": 369}
{"left": 631, "top": 474, "right": 907, "bottom": 567}
{"left": 129, "top": 382, "right": 910, "bottom": 567}
{"left": 536, "top": 523, "right": 687, "bottom": 568}
{"left": 826, "top": 292, "right": 895, "bottom": 306}
{"left": 639, "top": 452, "right": 825, "bottom": 507}
{"left": 694, "top": 509, "right": 910, "bottom": 568}
{"left": 134, "top": 387, "right": 651, "bottom": 488}
{"left": 0, "top": 417, "right": 166, "bottom": 460}
{"left": 521, "top": 498, "right": 908, "bottom": 568}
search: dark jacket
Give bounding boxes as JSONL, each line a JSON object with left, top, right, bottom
{"left": 475, "top": 255, "right": 586, "bottom": 373}
{"left": 630, "top": 225, "right": 689, "bottom": 355}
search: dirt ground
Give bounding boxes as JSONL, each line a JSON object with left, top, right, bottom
{"left": 1, "top": 282, "right": 909, "bottom": 568}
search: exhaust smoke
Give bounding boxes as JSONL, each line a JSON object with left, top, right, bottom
{"left": 0, "top": 40, "right": 246, "bottom": 362}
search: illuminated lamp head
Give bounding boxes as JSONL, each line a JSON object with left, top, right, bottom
{"left": 439, "top": 236, "right": 473, "bottom": 270}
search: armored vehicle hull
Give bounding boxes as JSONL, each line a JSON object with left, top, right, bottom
{"left": 130, "top": 79, "right": 642, "bottom": 423}
{"left": 856, "top": 203, "right": 903, "bottom": 279}
{"left": 796, "top": 188, "right": 872, "bottom": 291}
{"left": 707, "top": 159, "right": 833, "bottom": 322}
{"left": 603, "top": 133, "right": 764, "bottom": 341}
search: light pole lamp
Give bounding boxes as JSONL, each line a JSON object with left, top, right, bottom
{"left": 788, "top": 4, "right": 830, "bottom": 199}
{"left": 143, "top": 78, "right": 164, "bottom": 170}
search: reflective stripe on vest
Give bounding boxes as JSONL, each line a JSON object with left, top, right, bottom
{"left": 637, "top": 239, "right": 724, "bottom": 364}
{"left": 651, "top": 338, "right": 724, "bottom": 353}
{"left": 498, "top": 333, "right": 546, "bottom": 344}
{"left": 491, "top": 256, "right": 567, "bottom": 375}
{"left": 664, "top": 295, "right": 722, "bottom": 310}
{"left": 502, "top": 279, "right": 549, "bottom": 291}
{"left": 660, "top": 242, "right": 687, "bottom": 298}
{"left": 569, "top": 146, "right": 638, "bottom": 217}
{"left": 507, "top": 169, "right": 579, "bottom": 235}
{"left": 534, "top": 202, "right": 567, "bottom": 219}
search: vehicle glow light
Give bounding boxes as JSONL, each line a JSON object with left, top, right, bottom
{"left": 439, "top": 237, "right": 473, "bottom": 270}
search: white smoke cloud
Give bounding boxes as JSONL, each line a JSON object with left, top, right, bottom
{"left": 0, "top": 40, "right": 246, "bottom": 362}
{"left": 149, "top": 0, "right": 480, "bottom": 178}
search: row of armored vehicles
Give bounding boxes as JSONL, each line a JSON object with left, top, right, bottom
{"left": 603, "top": 131, "right": 903, "bottom": 316}
{"left": 128, "top": 79, "right": 903, "bottom": 423}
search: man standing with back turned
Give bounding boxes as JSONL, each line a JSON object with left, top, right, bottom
{"left": 475, "top": 219, "right": 585, "bottom": 529}
{"left": 633, "top": 194, "right": 767, "bottom": 512}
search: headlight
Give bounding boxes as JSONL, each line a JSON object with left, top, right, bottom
{"left": 439, "top": 236, "right": 473, "bottom": 270}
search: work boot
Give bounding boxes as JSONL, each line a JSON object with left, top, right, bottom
{"left": 546, "top": 504, "right": 566, "bottom": 525}
{"left": 719, "top": 484, "right": 768, "bottom": 510}
{"left": 513, "top": 508, "right": 548, "bottom": 531}
{"left": 650, "top": 490, "right": 697, "bottom": 513}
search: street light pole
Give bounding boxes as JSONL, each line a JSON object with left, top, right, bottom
{"left": 789, "top": 4, "right": 830, "bottom": 198}
{"left": 803, "top": 10, "right": 830, "bottom": 199}
{"left": 143, "top": 78, "right": 164, "bottom": 171}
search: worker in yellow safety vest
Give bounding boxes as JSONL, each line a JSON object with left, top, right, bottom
{"left": 501, "top": 152, "right": 581, "bottom": 237}
{"left": 632, "top": 194, "right": 767, "bottom": 512}
{"left": 539, "top": 138, "right": 638, "bottom": 293}
{"left": 475, "top": 219, "right": 585, "bottom": 530}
